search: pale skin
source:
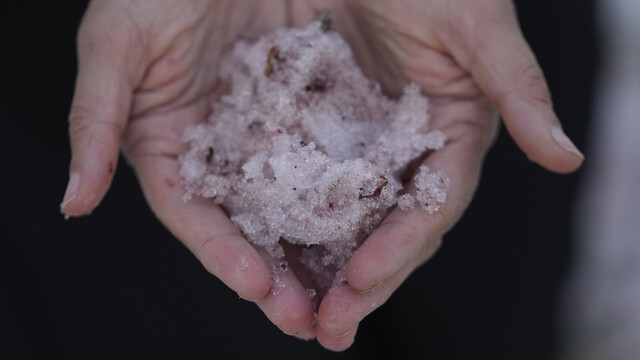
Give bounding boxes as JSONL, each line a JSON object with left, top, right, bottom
{"left": 61, "top": 0, "right": 584, "bottom": 351}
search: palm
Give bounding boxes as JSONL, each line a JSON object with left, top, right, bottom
{"left": 119, "top": 0, "right": 498, "bottom": 349}
{"left": 68, "top": 0, "right": 578, "bottom": 352}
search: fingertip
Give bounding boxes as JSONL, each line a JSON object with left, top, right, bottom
{"left": 315, "top": 323, "right": 358, "bottom": 352}
{"left": 547, "top": 126, "right": 584, "bottom": 173}
{"left": 60, "top": 149, "right": 120, "bottom": 217}
{"left": 277, "top": 306, "right": 315, "bottom": 336}
{"left": 59, "top": 170, "right": 109, "bottom": 217}
{"left": 256, "top": 279, "right": 315, "bottom": 335}
{"left": 500, "top": 97, "right": 584, "bottom": 174}
{"left": 275, "top": 292, "right": 316, "bottom": 334}
{"left": 316, "top": 284, "right": 362, "bottom": 337}
{"left": 293, "top": 324, "right": 316, "bottom": 341}
{"left": 60, "top": 172, "right": 80, "bottom": 214}
{"left": 510, "top": 121, "right": 584, "bottom": 174}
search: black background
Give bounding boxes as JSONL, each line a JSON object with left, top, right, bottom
{"left": 1, "top": 1, "right": 596, "bottom": 359}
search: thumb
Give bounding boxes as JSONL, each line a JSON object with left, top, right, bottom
{"left": 459, "top": 1, "right": 584, "bottom": 173}
{"left": 61, "top": 10, "right": 138, "bottom": 217}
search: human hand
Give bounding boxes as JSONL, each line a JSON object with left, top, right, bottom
{"left": 60, "top": 0, "right": 320, "bottom": 343}
{"left": 308, "top": 0, "right": 584, "bottom": 350}
{"left": 60, "top": 0, "right": 583, "bottom": 352}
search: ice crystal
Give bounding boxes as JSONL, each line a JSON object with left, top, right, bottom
{"left": 179, "top": 19, "right": 448, "bottom": 293}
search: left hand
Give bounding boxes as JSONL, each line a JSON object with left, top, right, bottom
{"left": 310, "top": 0, "right": 583, "bottom": 351}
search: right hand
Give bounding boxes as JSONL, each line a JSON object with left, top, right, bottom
{"left": 62, "top": 0, "right": 317, "bottom": 344}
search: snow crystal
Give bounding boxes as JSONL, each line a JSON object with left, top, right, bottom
{"left": 415, "top": 165, "right": 450, "bottom": 214}
{"left": 306, "top": 288, "right": 317, "bottom": 298}
{"left": 397, "top": 193, "right": 416, "bottom": 211}
{"left": 270, "top": 261, "right": 289, "bottom": 295}
{"left": 179, "top": 18, "right": 448, "bottom": 292}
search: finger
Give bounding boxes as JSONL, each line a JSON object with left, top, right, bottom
{"left": 133, "top": 154, "right": 272, "bottom": 301}
{"left": 318, "top": 239, "right": 436, "bottom": 337}
{"left": 315, "top": 323, "right": 358, "bottom": 352}
{"left": 454, "top": 1, "right": 583, "bottom": 173}
{"left": 255, "top": 253, "right": 316, "bottom": 336}
{"left": 61, "top": 3, "right": 145, "bottom": 216}
{"left": 348, "top": 99, "right": 497, "bottom": 292}
{"left": 293, "top": 323, "right": 316, "bottom": 341}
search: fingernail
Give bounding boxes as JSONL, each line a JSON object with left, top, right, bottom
{"left": 551, "top": 127, "right": 584, "bottom": 160}
{"left": 294, "top": 325, "right": 316, "bottom": 341}
{"left": 282, "top": 325, "right": 309, "bottom": 336}
{"left": 335, "top": 323, "right": 357, "bottom": 337}
{"left": 357, "top": 281, "right": 382, "bottom": 294}
{"left": 60, "top": 172, "right": 80, "bottom": 212}
{"left": 238, "top": 294, "right": 259, "bottom": 302}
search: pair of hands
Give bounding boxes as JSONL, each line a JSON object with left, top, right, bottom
{"left": 60, "top": 0, "right": 583, "bottom": 351}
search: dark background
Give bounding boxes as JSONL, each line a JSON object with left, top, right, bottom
{"left": 1, "top": 1, "right": 596, "bottom": 359}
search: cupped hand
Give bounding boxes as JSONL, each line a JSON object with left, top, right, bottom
{"left": 311, "top": 0, "right": 584, "bottom": 350}
{"left": 61, "top": 0, "right": 314, "bottom": 339}
{"left": 61, "top": 0, "right": 583, "bottom": 352}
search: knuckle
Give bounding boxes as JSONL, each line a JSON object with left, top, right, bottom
{"left": 516, "top": 63, "right": 552, "bottom": 105}
{"left": 386, "top": 217, "right": 444, "bottom": 264}
{"left": 68, "top": 107, "right": 124, "bottom": 147}
{"left": 68, "top": 106, "right": 93, "bottom": 140}
{"left": 494, "top": 62, "right": 552, "bottom": 110}
{"left": 378, "top": 221, "right": 423, "bottom": 249}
